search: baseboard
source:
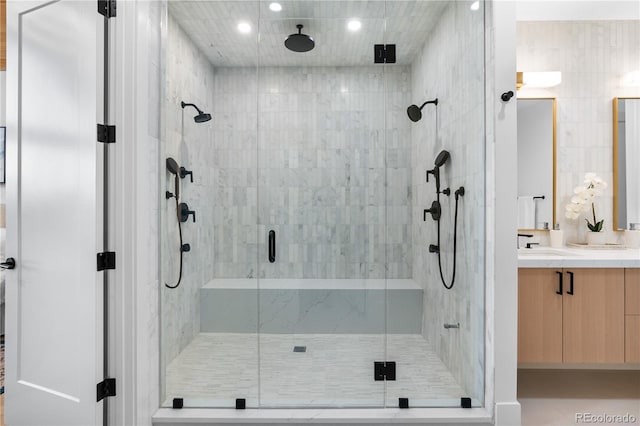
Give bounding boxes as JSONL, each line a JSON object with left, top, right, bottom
{"left": 494, "top": 401, "right": 521, "bottom": 426}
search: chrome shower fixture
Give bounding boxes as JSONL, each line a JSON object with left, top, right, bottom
{"left": 407, "top": 98, "right": 438, "bottom": 122}
{"left": 181, "top": 101, "right": 212, "bottom": 123}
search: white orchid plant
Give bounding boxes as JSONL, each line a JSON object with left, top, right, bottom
{"left": 565, "top": 173, "right": 607, "bottom": 232}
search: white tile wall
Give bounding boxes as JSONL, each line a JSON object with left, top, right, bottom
{"left": 410, "top": 0, "right": 486, "bottom": 403}
{"left": 212, "top": 65, "right": 413, "bottom": 279}
{"left": 517, "top": 20, "right": 640, "bottom": 243}
{"left": 162, "top": 14, "right": 216, "bottom": 365}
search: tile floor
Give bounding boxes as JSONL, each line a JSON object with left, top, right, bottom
{"left": 518, "top": 370, "right": 640, "bottom": 426}
{"left": 164, "top": 333, "right": 472, "bottom": 408}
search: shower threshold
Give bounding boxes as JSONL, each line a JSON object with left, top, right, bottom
{"left": 152, "top": 406, "right": 492, "bottom": 424}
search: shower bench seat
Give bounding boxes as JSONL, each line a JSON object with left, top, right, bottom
{"left": 200, "top": 279, "right": 423, "bottom": 334}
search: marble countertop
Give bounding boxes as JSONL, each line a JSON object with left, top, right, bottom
{"left": 518, "top": 246, "right": 640, "bottom": 268}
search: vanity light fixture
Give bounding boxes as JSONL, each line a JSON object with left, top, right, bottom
{"left": 470, "top": 1, "right": 480, "bottom": 11}
{"left": 269, "top": 2, "right": 282, "bottom": 12}
{"left": 623, "top": 70, "right": 640, "bottom": 87}
{"left": 347, "top": 19, "right": 362, "bottom": 32}
{"left": 237, "top": 22, "right": 252, "bottom": 34}
{"left": 516, "top": 71, "right": 562, "bottom": 89}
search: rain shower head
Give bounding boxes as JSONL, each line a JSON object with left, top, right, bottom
{"left": 285, "top": 24, "right": 315, "bottom": 53}
{"left": 407, "top": 98, "right": 438, "bottom": 122}
{"left": 181, "top": 101, "right": 212, "bottom": 123}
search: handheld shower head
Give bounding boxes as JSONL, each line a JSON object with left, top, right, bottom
{"left": 434, "top": 150, "right": 450, "bottom": 167}
{"left": 166, "top": 157, "right": 181, "bottom": 199}
{"left": 407, "top": 98, "right": 438, "bottom": 122}
{"left": 427, "top": 150, "right": 450, "bottom": 193}
{"left": 181, "top": 101, "right": 212, "bottom": 123}
{"left": 166, "top": 157, "right": 180, "bottom": 175}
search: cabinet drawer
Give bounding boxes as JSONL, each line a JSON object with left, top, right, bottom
{"left": 625, "top": 315, "right": 640, "bottom": 363}
{"left": 626, "top": 269, "right": 640, "bottom": 315}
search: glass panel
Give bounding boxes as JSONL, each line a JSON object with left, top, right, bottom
{"left": 256, "top": 0, "right": 388, "bottom": 408}
{"left": 160, "top": 0, "right": 260, "bottom": 408}
{"left": 160, "top": 0, "right": 487, "bottom": 410}
{"left": 384, "top": 0, "right": 485, "bottom": 408}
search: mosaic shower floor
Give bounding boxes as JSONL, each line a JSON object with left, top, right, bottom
{"left": 164, "top": 333, "right": 471, "bottom": 408}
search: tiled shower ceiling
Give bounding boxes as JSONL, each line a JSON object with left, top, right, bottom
{"left": 168, "top": 0, "right": 448, "bottom": 67}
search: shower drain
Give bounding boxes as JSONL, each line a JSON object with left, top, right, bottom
{"left": 293, "top": 346, "right": 306, "bottom": 353}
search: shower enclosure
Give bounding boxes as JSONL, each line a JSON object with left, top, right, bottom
{"left": 160, "top": 0, "right": 486, "bottom": 410}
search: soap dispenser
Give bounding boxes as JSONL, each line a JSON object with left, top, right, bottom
{"left": 550, "top": 223, "right": 563, "bottom": 248}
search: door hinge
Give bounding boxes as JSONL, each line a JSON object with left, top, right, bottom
{"left": 97, "top": 252, "right": 116, "bottom": 271}
{"left": 97, "top": 124, "right": 116, "bottom": 143}
{"left": 96, "top": 378, "right": 116, "bottom": 401}
{"left": 374, "top": 44, "right": 396, "bottom": 64}
{"left": 98, "top": 0, "right": 116, "bottom": 18}
{"left": 374, "top": 361, "right": 396, "bottom": 381}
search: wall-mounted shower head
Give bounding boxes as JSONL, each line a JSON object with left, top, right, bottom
{"left": 407, "top": 98, "right": 438, "bottom": 122}
{"left": 285, "top": 24, "right": 315, "bottom": 53}
{"left": 181, "top": 101, "right": 212, "bottom": 123}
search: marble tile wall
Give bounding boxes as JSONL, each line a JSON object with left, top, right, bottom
{"left": 162, "top": 14, "right": 216, "bottom": 364}
{"left": 517, "top": 20, "right": 640, "bottom": 243}
{"left": 410, "top": 1, "right": 486, "bottom": 402}
{"left": 131, "top": 1, "right": 163, "bottom": 422}
{"left": 212, "top": 66, "right": 412, "bottom": 279}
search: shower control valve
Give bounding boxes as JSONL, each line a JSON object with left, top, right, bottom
{"left": 441, "top": 188, "right": 451, "bottom": 196}
{"left": 429, "top": 244, "right": 439, "bottom": 254}
{"left": 423, "top": 200, "right": 441, "bottom": 221}
{"left": 165, "top": 191, "right": 175, "bottom": 199}
{"left": 181, "top": 243, "right": 191, "bottom": 253}
{"left": 179, "top": 167, "right": 194, "bottom": 183}
{"left": 179, "top": 203, "right": 196, "bottom": 223}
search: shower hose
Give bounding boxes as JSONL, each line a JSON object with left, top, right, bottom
{"left": 436, "top": 187, "right": 463, "bottom": 290}
{"left": 165, "top": 193, "right": 184, "bottom": 289}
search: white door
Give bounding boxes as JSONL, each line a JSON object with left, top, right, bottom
{"left": 5, "top": 1, "right": 104, "bottom": 424}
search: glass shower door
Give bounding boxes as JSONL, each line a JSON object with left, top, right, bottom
{"left": 161, "top": 0, "right": 261, "bottom": 409}
{"left": 256, "top": 0, "right": 389, "bottom": 407}
{"left": 383, "top": 0, "right": 486, "bottom": 408}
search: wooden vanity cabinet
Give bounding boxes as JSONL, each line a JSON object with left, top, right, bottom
{"left": 625, "top": 269, "right": 640, "bottom": 362}
{"left": 518, "top": 268, "right": 626, "bottom": 364}
{"left": 518, "top": 268, "right": 563, "bottom": 363}
{"left": 562, "top": 268, "right": 624, "bottom": 363}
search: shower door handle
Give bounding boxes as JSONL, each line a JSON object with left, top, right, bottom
{"left": 268, "top": 230, "right": 276, "bottom": 263}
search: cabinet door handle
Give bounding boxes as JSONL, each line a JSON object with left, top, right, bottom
{"left": 268, "top": 230, "right": 276, "bottom": 263}
{"left": 555, "top": 271, "right": 563, "bottom": 295}
{"left": 566, "top": 271, "right": 574, "bottom": 295}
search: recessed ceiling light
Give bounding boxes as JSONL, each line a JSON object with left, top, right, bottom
{"left": 237, "top": 22, "right": 252, "bottom": 34}
{"left": 347, "top": 19, "right": 362, "bottom": 32}
{"left": 269, "top": 2, "right": 282, "bottom": 12}
{"left": 470, "top": 1, "right": 480, "bottom": 11}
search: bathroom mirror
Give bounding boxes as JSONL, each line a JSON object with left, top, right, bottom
{"left": 613, "top": 97, "right": 640, "bottom": 231}
{"left": 517, "top": 98, "right": 557, "bottom": 231}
